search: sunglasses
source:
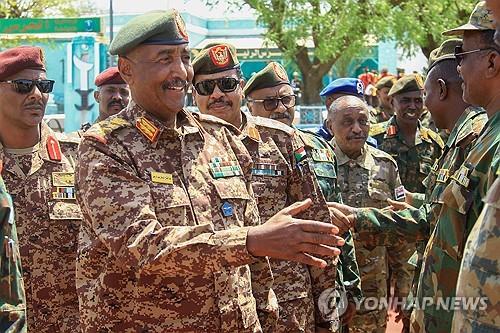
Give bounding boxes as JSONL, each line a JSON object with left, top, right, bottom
{"left": 194, "top": 77, "right": 239, "bottom": 96}
{"left": 454, "top": 45, "right": 499, "bottom": 65}
{"left": 0, "top": 79, "right": 55, "bottom": 94}
{"left": 247, "top": 94, "right": 296, "bottom": 111}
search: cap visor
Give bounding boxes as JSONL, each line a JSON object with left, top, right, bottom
{"left": 442, "top": 23, "right": 482, "bottom": 36}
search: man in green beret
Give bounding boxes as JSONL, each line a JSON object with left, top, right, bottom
{"left": 192, "top": 46, "right": 347, "bottom": 333}
{"left": 76, "top": 10, "right": 345, "bottom": 332}
{"left": 242, "top": 61, "right": 362, "bottom": 333}
{"left": 0, "top": 171, "right": 26, "bottom": 333}
{"left": 370, "top": 76, "right": 396, "bottom": 124}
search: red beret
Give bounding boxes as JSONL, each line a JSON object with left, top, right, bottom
{"left": 0, "top": 46, "right": 46, "bottom": 80}
{"left": 94, "top": 67, "right": 126, "bottom": 87}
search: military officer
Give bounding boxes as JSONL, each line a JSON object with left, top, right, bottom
{"left": 243, "top": 62, "right": 362, "bottom": 333}
{"left": 0, "top": 169, "right": 26, "bottom": 333}
{"left": 76, "top": 10, "right": 344, "bottom": 332}
{"left": 370, "top": 74, "right": 444, "bottom": 193}
{"left": 192, "top": 45, "right": 342, "bottom": 333}
{"left": 326, "top": 95, "right": 412, "bottom": 333}
{"left": 0, "top": 46, "right": 81, "bottom": 332}
{"left": 371, "top": 75, "right": 396, "bottom": 124}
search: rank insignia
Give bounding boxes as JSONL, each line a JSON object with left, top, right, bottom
{"left": 431, "top": 160, "right": 439, "bottom": 172}
{"left": 136, "top": 117, "right": 160, "bottom": 143}
{"left": 436, "top": 169, "right": 449, "bottom": 183}
{"left": 151, "top": 171, "right": 173, "bottom": 185}
{"left": 452, "top": 165, "right": 472, "bottom": 188}
{"left": 387, "top": 125, "right": 397, "bottom": 136}
{"left": 221, "top": 201, "right": 234, "bottom": 217}
{"left": 311, "top": 149, "right": 335, "bottom": 163}
{"left": 52, "top": 172, "right": 75, "bottom": 187}
{"left": 46, "top": 135, "right": 62, "bottom": 161}
{"left": 209, "top": 157, "right": 243, "bottom": 179}
{"left": 52, "top": 187, "right": 76, "bottom": 200}
{"left": 247, "top": 126, "right": 261, "bottom": 142}
{"left": 394, "top": 185, "right": 406, "bottom": 201}
{"left": 251, "top": 163, "right": 284, "bottom": 177}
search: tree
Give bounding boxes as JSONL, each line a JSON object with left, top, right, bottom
{"left": 0, "top": 0, "right": 97, "bottom": 18}
{"left": 205, "top": 0, "right": 477, "bottom": 104}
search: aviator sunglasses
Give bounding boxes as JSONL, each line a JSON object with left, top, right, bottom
{"left": 194, "top": 77, "right": 239, "bottom": 96}
{"left": 0, "top": 79, "right": 55, "bottom": 94}
{"left": 247, "top": 94, "right": 296, "bottom": 111}
{"left": 454, "top": 45, "right": 499, "bottom": 65}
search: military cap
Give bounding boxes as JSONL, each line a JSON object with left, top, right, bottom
{"left": 243, "top": 61, "right": 289, "bottom": 96}
{"left": 319, "top": 78, "right": 364, "bottom": 97}
{"left": 375, "top": 76, "right": 397, "bottom": 90}
{"left": 0, "top": 46, "right": 45, "bottom": 80}
{"left": 192, "top": 43, "right": 239, "bottom": 75}
{"left": 427, "top": 39, "right": 462, "bottom": 72}
{"left": 388, "top": 74, "right": 424, "bottom": 96}
{"left": 443, "top": 1, "right": 495, "bottom": 36}
{"left": 109, "top": 9, "right": 189, "bottom": 56}
{"left": 94, "top": 67, "right": 126, "bottom": 87}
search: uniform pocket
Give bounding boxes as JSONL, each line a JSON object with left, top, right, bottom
{"left": 48, "top": 201, "right": 82, "bottom": 254}
{"left": 150, "top": 184, "right": 191, "bottom": 226}
{"left": 368, "top": 179, "right": 393, "bottom": 202}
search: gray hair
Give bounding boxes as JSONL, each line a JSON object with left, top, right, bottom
{"left": 327, "top": 95, "right": 369, "bottom": 120}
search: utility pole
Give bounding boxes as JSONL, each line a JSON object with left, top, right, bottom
{"left": 109, "top": 0, "right": 114, "bottom": 66}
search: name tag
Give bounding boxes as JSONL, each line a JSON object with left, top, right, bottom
{"left": 151, "top": 172, "right": 173, "bottom": 185}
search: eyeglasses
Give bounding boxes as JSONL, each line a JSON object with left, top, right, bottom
{"left": 0, "top": 79, "right": 55, "bottom": 94}
{"left": 194, "top": 77, "right": 239, "bottom": 96}
{"left": 247, "top": 94, "right": 296, "bottom": 111}
{"left": 454, "top": 45, "right": 499, "bottom": 65}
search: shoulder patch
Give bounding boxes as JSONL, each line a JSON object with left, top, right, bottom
{"left": 369, "top": 121, "right": 388, "bottom": 137}
{"left": 425, "top": 128, "right": 444, "bottom": 148}
{"left": 55, "top": 131, "right": 81, "bottom": 145}
{"left": 83, "top": 117, "right": 131, "bottom": 144}
{"left": 252, "top": 116, "right": 295, "bottom": 136}
{"left": 296, "top": 129, "right": 331, "bottom": 149}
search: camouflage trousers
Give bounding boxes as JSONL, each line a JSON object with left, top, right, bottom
{"left": 275, "top": 297, "right": 315, "bottom": 333}
{"left": 349, "top": 308, "right": 387, "bottom": 333}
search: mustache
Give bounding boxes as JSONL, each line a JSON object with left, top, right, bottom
{"left": 161, "top": 79, "right": 189, "bottom": 90}
{"left": 23, "top": 101, "right": 44, "bottom": 109}
{"left": 107, "top": 99, "right": 125, "bottom": 109}
{"left": 347, "top": 135, "right": 367, "bottom": 140}
{"left": 270, "top": 112, "right": 291, "bottom": 120}
{"left": 208, "top": 97, "right": 232, "bottom": 108}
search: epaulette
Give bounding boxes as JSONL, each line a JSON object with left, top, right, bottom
{"left": 252, "top": 116, "right": 295, "bottom": 136}
{"left": 424, "top": 128, "right": 444, "bottom": 148}
{"left": 367, "top": 145, "right": 398, "bottom": 167}
{"left": 296, "top": 129, "right": 330, "bottom": 149}
{"left": 55, "top": 131, "right": 81, "bottom": 145}
{"left": 369, "top": 121, "right": 388, "bottom": 137}
{"left": 83, "top": 117, "right": 131, "bottom": 144}
{"left": 192, "top": 112, "right": 241, "bottom": 136}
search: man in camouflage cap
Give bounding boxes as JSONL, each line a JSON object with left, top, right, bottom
{"left": 0, "top": 46, "right": 81, "bottom": 332}
{"left": 371, "top": 75, "right": 396, "bottom": 124}
{"left": 77, "top": 10, "right": 344, "bottom": 332}
{"left": 326, "top": 95, "right": 411, "bottom": 333}
{"left": 370, "top": 74, "right": 444, "bottom": 194}
{"left": 0, "top": 169, "right": 26, "bottom": 333}
{"left": 242, "top": 61, "right": 360, "bottom": 333}
{"left": 193, "top": 46, "right": 347, "bottom": 332}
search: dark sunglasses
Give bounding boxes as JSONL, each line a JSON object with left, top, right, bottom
{"left": 247, "top": 94, "right": 296, "bottom": 111}
{"left": 454, "top": 45, "right": 499, "bottom": 65}
{"left": 0, "top": 79, "right": 55, "bottom": 94}
{"left": 194, "top": 77, "right": 239, "bottom": 96}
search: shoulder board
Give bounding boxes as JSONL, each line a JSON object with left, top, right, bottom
{"left": 83, "top": 117, "right": 131, "bottom": 144}
{"left": 252, "top": 116, "right": 295, "bottom": 136}
{"left": 296, "top": 129, "right": 331, "bottom": 149}
{"left": 367, "top": 145, "right": 398, "bottom": 166}
{"left": 424, "top": 128, "right": 444, "bottom": 148}
{"left": 369, "top": 121, "right": 388, "bottom": 137}
{"left": 55, "top": 131, "right": 81, "bottom": 145}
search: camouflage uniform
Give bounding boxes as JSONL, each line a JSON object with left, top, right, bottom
{"left": 370, "top": 117, "right": 444, "bottom": 193}
{"left": 239, "top": 113, "right": 339, "bottom": 332}
{"left": 0, "top": 172, "right": 26, "bottom": 333}
{"left": 369, "top": 106, "right": 392, "bottom": 124}
{"left": 0, "top": 122, "right": 81, "bottom": 332}
{"left": 334, "top": 142, "right": 411, "bottom": 333}
{"left": 451, "top": 155, "right": 499, "bottom": 333}
{"left": 410, "top": 111, "right": 500, "bottom": 333}
{"left": 76, "top": 102, "right": 279, "bottom": 332}
{"left": 295, "top": 130, "right": 362, "bottom": 333}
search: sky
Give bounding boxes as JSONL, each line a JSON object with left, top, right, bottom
{"left": 92, "top": 0, "right": 255, "bottom": 18}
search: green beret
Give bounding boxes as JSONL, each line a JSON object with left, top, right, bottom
{"left": 109, "top": 9, "right": 189, "bottom": 56}
{"left": 443, "top": 1, "right": 494, "bottom": 36}
{"left": 427, "top": 39, "right": 462, "bottom": 72}
{"left": 192, "top": 43, "right": 239, "bottom": 75}
{"left": 243, "top": 62, "right": 290, "bottom": 96}
{"left": 388, "top": 74, "right": 424, "bottom": 96}
{"left": 375, "top": 76, "right": 397, "bottom": 90}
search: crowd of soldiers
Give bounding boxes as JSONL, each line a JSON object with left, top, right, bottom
{"left": 0, "top": 0, "right": 498, "bottom": 332}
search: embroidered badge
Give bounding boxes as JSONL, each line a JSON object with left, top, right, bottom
{"left": 247, "top": 126, "right": 261, "bottom": 142}
{"left": 221, "top": 201, "right": 234, "bottom": 217}
{"left": 394, "top": 185, "right": 406, "bottom": 201}
{"left": 436, "top": 169, "right": 450, "bottom": 183}
{"left": 174, "top": 10, "right": 189, "bottom": 40}
{"left": 294, "top": 146, "right": 307, "bottom": 163}
{"left": 387, "top": 125, "right": 397, "bottom": 136}
{"left": 273, "top": 62, "right": 289, "bottom": 81}
{"left": 209, "top": 45, "right": 230, "bottom": 68}
{"left": 136, "top": 117, "right": 160, "bottom": 143}
{"left": 46, "top": 135, "right": 62, "bottom": 161}
{"left": 52, "top": 172, "right": 75, "bottom": 187}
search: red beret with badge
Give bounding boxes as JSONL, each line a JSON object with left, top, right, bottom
{"left": 94, "top": 67, "right": 126, "bottom": 87}
{"left": 0, "top": 46, "right": 46, "bottom": 80}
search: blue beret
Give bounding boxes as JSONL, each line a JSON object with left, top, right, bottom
{"left": 319, "top": 78, "right": 364, "bottom": 97}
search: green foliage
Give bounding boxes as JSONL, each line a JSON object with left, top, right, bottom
{"left": 0, "top": 0, "right": 97, "bottom": 18}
